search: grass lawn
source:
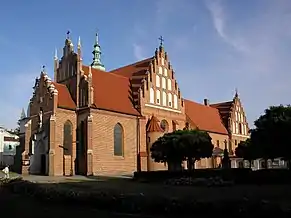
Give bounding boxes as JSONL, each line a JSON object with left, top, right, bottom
{"left": 2, "top": 176, "right": 291, "bottom": 216}
{"left": 32, "top": 176, "right": 291, "bottom": 205}
{"left": 0, "top": 188, "right": 149, "bottom": 218}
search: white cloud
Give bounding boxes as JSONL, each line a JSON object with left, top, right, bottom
{"left": 132, "top": 43, "right": 146, "bottom": 60}
{"left": 204, "top": 0, "right": 291, "bottom": 125}
{"left": 205, "top": 0, "right": 249, "bottom": 53}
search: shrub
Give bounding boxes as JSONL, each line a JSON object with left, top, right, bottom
{"left": 134, "top": 168, "right": 291, "bottom": 185}
{"left": 134, "top": 168, "right": 251, "bottom": 183}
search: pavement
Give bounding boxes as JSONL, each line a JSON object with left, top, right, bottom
{"left": 0, "top": 171, "right": 132, "bottom": 183}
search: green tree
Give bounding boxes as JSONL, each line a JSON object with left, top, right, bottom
{"left": 150, "top": 129, "right": 214, "bottom": 171}
{"left": 250, "top": 105, "right": 291, "bottom": 168}
{"left": 235, "top": 139, "right": 255, "bottom": 168}
{"left": 150, "top": 131, "right": 184, "bottom": 171}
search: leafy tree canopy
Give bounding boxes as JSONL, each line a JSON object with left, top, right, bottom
{"left": 150, "top": 129, "right": 214, "bottom": 166}
{"left": 250, "top": 105, "right": 291, "bottom": 160}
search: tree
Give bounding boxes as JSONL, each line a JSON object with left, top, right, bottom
{"left": 150, "top": 131, "right": 184, "bottom": 171}
{"left": 250, "top": 105, "right": 291, "bottom": 168}
{"left": 235, "top": 139, "right": 255, "bottom": 168}
{"left": 150, "top": 129, "right": 214, "bottom": 171}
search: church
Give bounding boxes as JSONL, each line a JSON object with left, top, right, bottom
{"left": 19, "top": 32, "right": 250, "bottom": 176}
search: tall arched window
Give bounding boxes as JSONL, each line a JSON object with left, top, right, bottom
{"left": 114, "top": 123, "right": 124, "bottom": 156}
{"left": 156, "top": 75, "right": 160, "bottom": 87}
{"left": 149, "top": 88, "right": 154, "bottom": 104}
{"left": 63, "top": 120, "right": 73, "bottom": 155}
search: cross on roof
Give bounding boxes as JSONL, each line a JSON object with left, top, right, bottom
{"left": 158, "top": 36, "right": 164, "bottom": 47}
{"left": 66, "top": 30, "right": 70, "bottom": 39}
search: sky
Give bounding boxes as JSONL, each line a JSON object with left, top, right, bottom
{"left": 0, "top": 0, "right": 290, "bottom": 129}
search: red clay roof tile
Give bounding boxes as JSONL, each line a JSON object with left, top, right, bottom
{"left": 52, "top": 82, "right": 76, "bottom": 109}
{"left": 82, "top": 66, "right": 140, "bottom": 116}
{"left": 109, "top": 57, "right": 153, "bottom": 78}
{"left": 184, "top": 99, "right": 228, "bottom": 135}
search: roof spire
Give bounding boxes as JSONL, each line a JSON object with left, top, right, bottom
{"left": 54, "top": 48, "right": 58, "bottom": 60}
{"left": 78, "top": 36, "right": 81, "bottom": 48}
{"left": 91, "top": 31, "right": 105, "bottom": 71}
{"left": 20, "top": 108, "right": 26, "bottom": 120}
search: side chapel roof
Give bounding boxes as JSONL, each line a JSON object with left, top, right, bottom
{"left": 184, "top": 100, "right": 228, "bottom": 135}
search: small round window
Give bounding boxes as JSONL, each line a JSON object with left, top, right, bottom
{"left": 160, "top": 119, "right": 169, "bottom": 132}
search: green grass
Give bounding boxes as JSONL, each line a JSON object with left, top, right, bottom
{"left": 2, "top": 176, "right": 291, "bottom": 216}
{"left": 33, "top": 177, "right": 291, "bottom": 204}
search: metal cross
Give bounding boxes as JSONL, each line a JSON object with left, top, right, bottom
{"left": 158, "top": 36, "right": 164, "bottom": 46}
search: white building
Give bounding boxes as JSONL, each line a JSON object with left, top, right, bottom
{"left": 0, "top": 126, "right": 20, "bottom": 167}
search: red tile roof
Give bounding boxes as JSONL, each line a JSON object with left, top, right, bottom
{"left": 51, "top": 57, "right": 231, "bottom": 135}
{"left": 109, "top": 58, "right": 153, "bottom": 78}
{"left": 52, "top": 82, "right": 76, "bottom": 109}
{"left": 82, "top": 66, "right": 140, "bottom": 116}
{"left": 184, "top": 99, "right": 228, "bottom": 135}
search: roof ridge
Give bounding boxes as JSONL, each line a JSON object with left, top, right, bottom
{"left": 109, "top": 57, "right": 154, "bottom": 73}
{"left": 83, "top": 65, "right": 130, "bottom": 80}
{"left": 210, "top": 100, "right": 233, "bottom": 105}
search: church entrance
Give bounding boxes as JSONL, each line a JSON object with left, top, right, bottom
{"left": 76, "top": 120, "right": 88, "bottom": 175}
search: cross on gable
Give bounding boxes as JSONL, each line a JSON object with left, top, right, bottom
{"left": 66, "top": 30, "right": 70, "bottom": 39}
{"left": 158, "top": 36, "right": 164, "bottom": 46}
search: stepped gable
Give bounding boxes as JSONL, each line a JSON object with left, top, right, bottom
{"left": 210, "top": 101, "right": 233, "bottom": 130}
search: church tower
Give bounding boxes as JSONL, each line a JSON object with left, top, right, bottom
{"left": 91, "top": 33, "right": 105, "bottom": 71}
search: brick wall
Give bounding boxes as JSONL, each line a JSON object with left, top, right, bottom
{"left": 91, "top": 109, "right": 138, "bottom": 176}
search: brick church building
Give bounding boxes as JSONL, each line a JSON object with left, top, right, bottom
{"left": 19, "top": 32, "right": 250, "bottom": 176}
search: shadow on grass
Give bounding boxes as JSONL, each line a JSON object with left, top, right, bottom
{"left": 2, "top": 177, "right": 291, "bottom": 216}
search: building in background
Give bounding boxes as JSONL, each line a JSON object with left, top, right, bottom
{"left": 0, "top": 126, "right": 19, "bottom": 167}
{"left": 19, "top": 32, "right": 250, "bottom": 176}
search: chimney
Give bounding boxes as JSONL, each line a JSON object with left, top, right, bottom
{"left": 204, "top": 98, "right": 209, "bottom": 106}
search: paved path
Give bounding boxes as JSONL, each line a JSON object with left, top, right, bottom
{"left": 1, "top": 171, "right": 132, "bottom": 183}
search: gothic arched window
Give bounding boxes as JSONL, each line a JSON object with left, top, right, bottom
{"left": 114, "top": 123, "right": 124, "bottom": 156}
{"left": 63, "top": 120, "right": 73, "bottom": 155}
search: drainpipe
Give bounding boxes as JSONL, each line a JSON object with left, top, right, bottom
{"left": 136, "top": 116, "right": 141, "bottom": 172}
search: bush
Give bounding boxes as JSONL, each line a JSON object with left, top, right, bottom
{"left": 134, "top": 168, "right": 251, "bottom": 183}
{"left": 1, "top": 177, "right": 291, "bottom": 216}
{"left": 134, "top": 168, "right": 291, "bottom": 185}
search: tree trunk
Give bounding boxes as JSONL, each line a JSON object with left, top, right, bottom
{"left": 168, "top": 162, "right": 182, "bottom": 171}
{"left": 264, "top": 158, "right": 268, "bottom": 169}
{"left": 187, "top": 158, "right": 193, "bottom": 172}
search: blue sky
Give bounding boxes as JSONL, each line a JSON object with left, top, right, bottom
{"left": 0, "top": 0, "right": 290, "bottom": 129}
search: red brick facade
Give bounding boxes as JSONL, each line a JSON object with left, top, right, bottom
{"left": 19, "top": 35, "right": 250, "bottom": 176}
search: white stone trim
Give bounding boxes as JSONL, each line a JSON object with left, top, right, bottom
{"left": 145, "top": 103, "right": 181, "bottom": 113}
{"left": 232, "top": 133, "right": 250, "bottom": 138}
